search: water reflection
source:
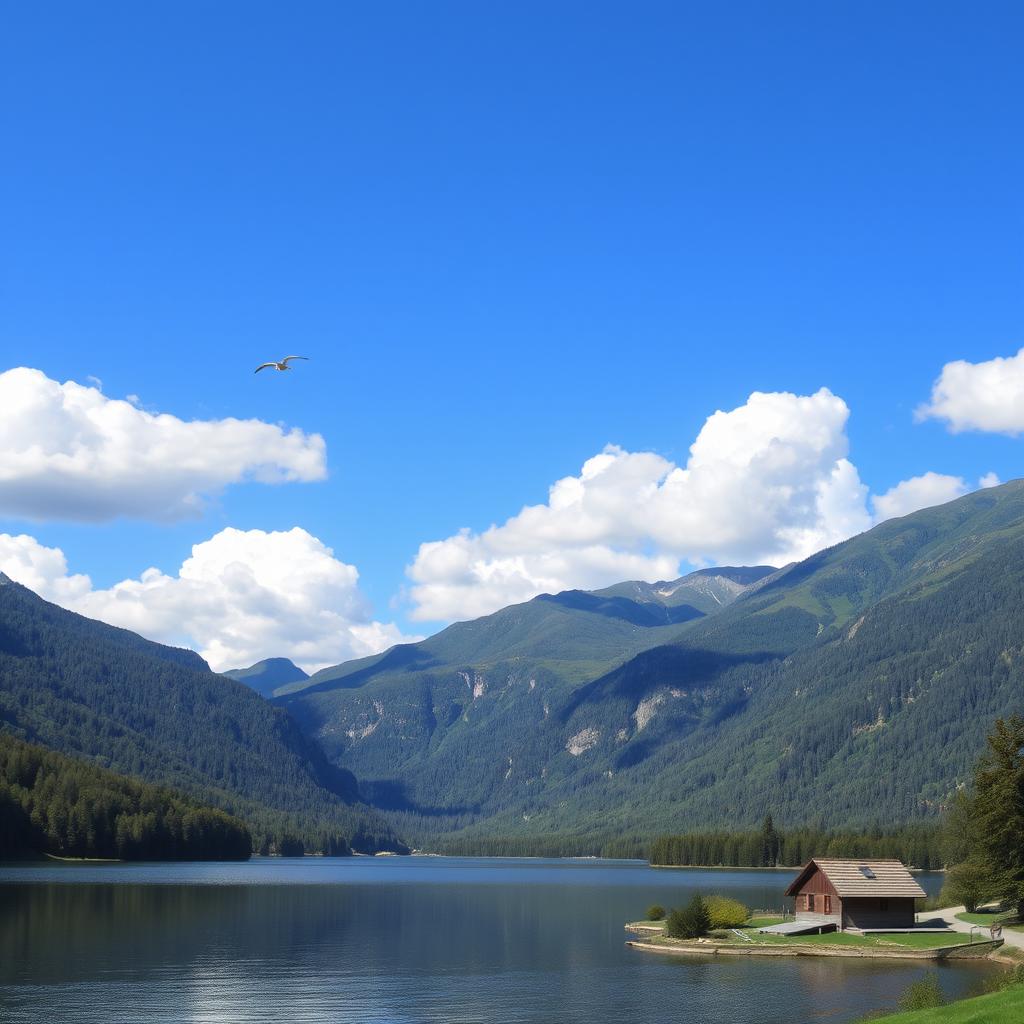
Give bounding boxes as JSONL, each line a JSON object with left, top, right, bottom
{"left": 0, "top": 859, "right": 992, "bottom": 1024}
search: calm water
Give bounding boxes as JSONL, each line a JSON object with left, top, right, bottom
{"left": 0, "top": 858, "right": 993, "bottom": 1024}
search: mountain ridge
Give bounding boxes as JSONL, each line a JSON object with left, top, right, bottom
{"left": 224, "top": 657, "right": 309, "bottom": 698}
{"left": 277, "top": 480, "right": 1024, "bottom": 844}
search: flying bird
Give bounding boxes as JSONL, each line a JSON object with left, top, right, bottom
{"left": 254, "top": 355, "right": 309, "bottom": 374}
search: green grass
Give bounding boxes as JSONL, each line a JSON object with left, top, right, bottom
{"left": 745, "top": 916, "right": 784, "bottom": 928}
{"left": 956, "top": 911, "right": 1012, "bottom": 926}
{"left": 867, "top": 983, "right": 1024, "bottom": 1022}
{"left": 732, "top": 929, "right": 972, "bottom": 950}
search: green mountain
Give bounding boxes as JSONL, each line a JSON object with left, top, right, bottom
{"left": 224, "top": 657, "right": 309, "bottom": 698}
{"left": 0, "top": 575, "right": 401, "bottom": 854}
{"left": 273, "top": 566, "right": 776, "bottom": 832}
{"left": 277, "top": 481, "right": 1024, "bottom": 847}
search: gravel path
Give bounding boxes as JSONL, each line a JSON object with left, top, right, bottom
{"left": 929, "top": 905, "right": 1024, "bottom": 951}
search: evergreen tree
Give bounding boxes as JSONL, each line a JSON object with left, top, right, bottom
{"left": 666, "top": 895, "right": 711, "bottom": 939}
{"left": 760, "top": 815, "right": 780, "bottom": 867}
{"left": 972, "top": 715, "right": 1024, "bottom": 916}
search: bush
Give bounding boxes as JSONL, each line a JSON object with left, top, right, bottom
{"left": 666, "top": 895, "right": 711, "bottom": 939}
{"left": 897, "top": 974, "right": 944, "bottom": 1012}
{"left": 705, "top": 895, "right": 749, "bottom": 929}
{"left": 646, "top": 904, "right": 666, "bottom": 921}
{"left": 940, "top": 857, "right": 994, "bottom": 913}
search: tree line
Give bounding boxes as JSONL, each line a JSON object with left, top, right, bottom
{"left": 0, "top": 733, "right": 252, "bottom": 860}
{"left": 648, "top": 816, "right": 942, "bottom": 869}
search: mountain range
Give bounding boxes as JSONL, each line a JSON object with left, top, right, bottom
{"left": 4, "top": 480, "right": 1024, "bottom": 856}
{"left": 274, "top": 481, "right": 1024, "bottom": 847}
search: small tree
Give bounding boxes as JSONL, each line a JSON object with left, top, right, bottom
{"left": 940, "top": 856, "right": 993, "bottom": 913}
{"left": 645, "top": 904, "right": 666, "bottom": 921}
{"left": 666, "top": 895, "right": 711, "bottom": 939}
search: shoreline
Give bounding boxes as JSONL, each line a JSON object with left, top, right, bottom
{"left": 625, "top": 938, "right": 1003, "bottom": 961}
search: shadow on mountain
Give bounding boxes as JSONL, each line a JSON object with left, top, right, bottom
{"left": 360, "top": 778, "right": 481, "bottom": 817}
{"left": 559, "top": 645, "right": 775, "bottom": 724}
{"left": 538, "top": 591, "right": 705, "bottom": 627}
{"left": 283, "top": 644, "right": 440, "bottom": 699}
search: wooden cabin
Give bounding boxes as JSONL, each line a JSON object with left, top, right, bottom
{"left": 785, "top": 858, "right": 926, "bottom": 931}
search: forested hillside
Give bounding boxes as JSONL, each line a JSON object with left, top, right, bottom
{"left": 0, "top": 577, "right": 402, "bottom": 855}
{"left": 275, "top": 567, "right": 774, "bottom": 826}
{"left": 0, "top": 733, "right": 252, "bottom": 860}
{"left": 280, "top": 482, "right": 1024, "bottom": 848}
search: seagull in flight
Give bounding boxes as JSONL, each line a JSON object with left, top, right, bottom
{"left": 254, "top": 355, "right": 309, "bottom": 374}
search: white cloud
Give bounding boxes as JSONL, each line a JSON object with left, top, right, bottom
{"left": 872, "top": 471, "right": 1001, "bottom": 522}
{"left": 0, "top": 367, "right": 326, "bottom": 522}
{"left": 918, "top": 348, "right": 1024, "bottom": 435}
{"left": 872, "top": 472, "right": 970, "bottom": 522}
{"left": 0, "top": 533, "right": 92, "bottom": 604}
{"left": 406, "top": 388, "right": 874, "bottom": 622}
{"left": 0, "top": 528, "right": 414, "bottom": 673}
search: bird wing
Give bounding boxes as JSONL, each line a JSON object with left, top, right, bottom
{"left": 254, "top": 362, "right": 277, "bottom": 373}
{"left": 281, "top": 355, "right": 309, "bottom": 364}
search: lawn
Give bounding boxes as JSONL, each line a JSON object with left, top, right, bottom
{"left": 726, "top": 929, "right": 975, "bottom": 950}
{"left": 868, "top": 983, "right": 1024, "bottom": 1023}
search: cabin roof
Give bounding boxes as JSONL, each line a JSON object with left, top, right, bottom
{"left": 785, "top": 858, "right": 927, "bottom": 899}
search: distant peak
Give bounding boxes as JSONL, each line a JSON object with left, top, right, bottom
{"left": 0, "top": 572, "right": 14, "bottom": 585}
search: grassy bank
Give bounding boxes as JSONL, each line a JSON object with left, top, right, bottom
{"left": 867, "top": 984, "right": 1024, "bottom": 1022}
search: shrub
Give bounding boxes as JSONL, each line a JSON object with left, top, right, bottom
{"left": 666, "top": 895, "right": 711, "bottom": 939}
{"left": 705, "top": 895, "right": 749, "bottom": 929}
{"left": 897, "top": 974, "right": 944, "bottom": 1012}
{"left": 940, "top": 857, "right": 994, "bottom": 913}
{"left": 646, "top": 904, "right": 666, "bottom": 921}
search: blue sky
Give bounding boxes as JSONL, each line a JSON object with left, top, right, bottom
{"left": 1, "top": 2, "right": 1022, "bottom": 669}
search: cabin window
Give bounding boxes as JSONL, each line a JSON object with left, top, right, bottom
{"left": 879, "top": 898, "right": 889, "bottom": 911}
{"left": 859, "top": 866, "right": 876, "bottom": 879}
{"left": 824, "top": 895, "right": 831, "bottom": 915}
{"left": 807, "top": 893, "right": 815, "bottom": 912}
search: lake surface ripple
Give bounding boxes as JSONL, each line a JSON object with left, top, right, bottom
{"left": 0, "top": 857, "right": 994, "bottom": 1024}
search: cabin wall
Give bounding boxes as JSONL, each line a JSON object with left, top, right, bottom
{"left": 842, "top": 898, "right": 916, "bottom": 930}
{"left": 792, "top": 865, "right": 842, "bottom": 925}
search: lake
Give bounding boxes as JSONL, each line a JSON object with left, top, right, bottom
{"left": 0, "top": 857, "right": 995, "bottom": 1024}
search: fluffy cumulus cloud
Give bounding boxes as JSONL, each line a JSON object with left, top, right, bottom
{"left": 0, "top": 528, "right": 413, "bottom": 673}
{"left": 407, "top": 389, "right": 876, "bottom": 621}
{"left": 872, "top": 471, "right": 1001, "bottom": 522}
{"left": 0, "top": 533, "right": 92, "bottom": 604}
{"left": 918, "top": 348, "right": 1024, "bottom": 434}
{"left": 872, "top": 472, "right": 969, "bottom": 522}
{"left": 0, "top": 367, "right": 326, "bottom": 522}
